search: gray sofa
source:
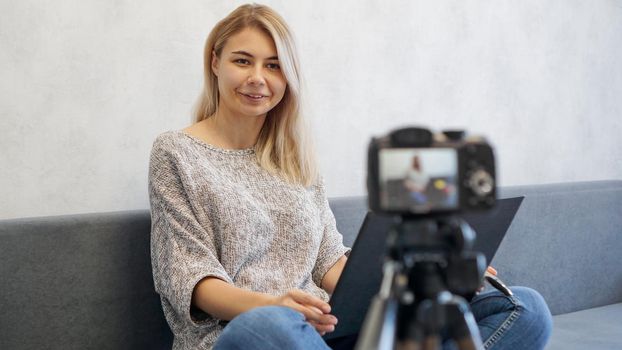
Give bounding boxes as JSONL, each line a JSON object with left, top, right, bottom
{"left": 1, "top": 180, "right": 621, "bottom": 349}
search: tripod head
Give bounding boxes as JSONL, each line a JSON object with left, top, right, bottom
{"left": 389, "top": 216, "right": 486, "bottom": 303}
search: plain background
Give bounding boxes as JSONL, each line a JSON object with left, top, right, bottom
{"left": 1, "top": 0, "right": 621, "bottom": 220}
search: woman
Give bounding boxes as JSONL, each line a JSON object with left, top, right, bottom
{"left": 404, "top": 154, "right": 430, "bottom": 204}
{"left": 149, "top": 4, "right": 552, "bottom": 349}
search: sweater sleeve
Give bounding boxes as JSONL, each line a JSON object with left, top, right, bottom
{"left": 148, "top": 136, "right": 233, "bottom": 326}
{"left": 311, "top": 177, "right": 351, "bottom": 287}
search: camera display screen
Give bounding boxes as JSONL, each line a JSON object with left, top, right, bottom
{"left": 379, "top": 148, "right": 458, "bottom": 213}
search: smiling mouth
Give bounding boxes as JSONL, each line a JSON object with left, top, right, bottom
{"left": 239, "top": 92, "right": 268, "bottom": 100}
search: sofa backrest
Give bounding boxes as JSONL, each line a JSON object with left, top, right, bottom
{"left": 494, "top": 180, "right": 622, "bottom": 315}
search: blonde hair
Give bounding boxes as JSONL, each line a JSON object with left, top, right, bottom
{"left": 194, "top": 4, "right": 318, "bottom": 186}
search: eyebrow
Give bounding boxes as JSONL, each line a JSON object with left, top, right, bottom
{"left": 231, "top": 50, "right": 278, "bottom": 60}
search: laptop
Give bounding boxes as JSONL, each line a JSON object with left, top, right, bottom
{"left": 324, "top": 196, "right": 524, "bottom": 340}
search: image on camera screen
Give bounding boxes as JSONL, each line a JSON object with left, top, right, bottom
{"left": 379, "top": 148, "right": 458, "bottom": 213}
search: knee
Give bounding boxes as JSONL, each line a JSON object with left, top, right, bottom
{"left": 513, "top": 287, "right": 553, "bottom": 325}
{"left": 512, "top": 287, "right": 553, "bottom": 346}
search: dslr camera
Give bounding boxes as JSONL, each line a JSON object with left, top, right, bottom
{"left": 367, "top": 127, "right": 496, "bottom": 216}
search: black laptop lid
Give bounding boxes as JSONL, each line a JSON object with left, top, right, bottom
{"left": 325, "top": 196, "right": 524, "bottom": 340}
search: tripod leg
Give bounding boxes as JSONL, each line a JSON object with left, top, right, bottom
{"left": 397, "top": 336, "right": 438, "bottom": 350}
{"left": 409, "top": 299, "right": 442, "bottom": 350}
{"left": 408, "top": 293, "right": 483, "bottom": 350}
{"left": 356, "top": 262, "right": 401, "bottom": 350}
{"left": 355, "top": 296, "right": 399, "bottom": 350}
{"left": 444, "top": 296, "right": 484, "bottom": 350}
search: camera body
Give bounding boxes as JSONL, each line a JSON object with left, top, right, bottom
{"left": 367, "top": 127, "right": 496, "bottom": 216}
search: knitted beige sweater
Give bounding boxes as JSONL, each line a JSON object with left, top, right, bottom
{"left": 148, "top": 131, "right": 349, "bottom": 349}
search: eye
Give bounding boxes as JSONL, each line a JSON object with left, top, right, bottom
{"left": 266, "top": 63, "right": 281, "bottom": 71}
{"left": 233, "top": 58, "right": 250, "bottom": 65}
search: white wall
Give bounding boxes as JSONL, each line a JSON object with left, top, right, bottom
{"left": 1, "top": 0, "right": 621, "bottom": 220}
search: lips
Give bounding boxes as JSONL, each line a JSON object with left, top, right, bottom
{"left": 238, "top": 91, "right": 269, "bottom": 100}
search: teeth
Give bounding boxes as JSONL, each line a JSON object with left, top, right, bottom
{"left": 242, "top": 92, "right": 264, "bottom": 98}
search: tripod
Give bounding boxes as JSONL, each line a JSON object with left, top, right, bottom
{"left": 355, "top": 216, "right": 487, "bottom": 350}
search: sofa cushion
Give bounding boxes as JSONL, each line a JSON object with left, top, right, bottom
{"left": 547, "top": 303, "right": 622, "bottom": 350}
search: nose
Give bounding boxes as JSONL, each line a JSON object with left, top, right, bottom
{"left": 247, "top": 66, "right": 266, "bottom": 86}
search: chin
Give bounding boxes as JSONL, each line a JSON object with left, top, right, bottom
{"left": 242, "top": 104, "right": 275, "bottom": 116}
{"left": 239, "top": 108, "right": 271, "bottom": 118}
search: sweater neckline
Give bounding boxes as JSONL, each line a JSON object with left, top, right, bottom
{"left": 177, "top": 130, "right": 256, "bottom": 156}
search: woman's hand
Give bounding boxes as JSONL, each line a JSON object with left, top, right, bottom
{"left": 271, "top": 289, "right": 338, "bottom": 335}
{"left": 478, "top": 266, "right": 498, "bottom": 293}
{"left": 486, "top": 266, "right": 497, "bottom": 277}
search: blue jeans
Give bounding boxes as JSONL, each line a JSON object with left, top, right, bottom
{"left": 213, "top": 287, "right": 552, "bottom": 350}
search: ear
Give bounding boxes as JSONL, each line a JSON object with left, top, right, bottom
{"left": 211, "top": 50, "right": 219, "bottom": 77}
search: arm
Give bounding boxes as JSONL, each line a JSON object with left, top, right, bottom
{"left": 311, "top": 178, "right": 351, "bottom": 291}
{"left": 193, "top": 276, "right": 338, "bottom": 333}
{"left": 192, "top": 277, "right": 274, "bottom": 321}
{"left": 320, "top": 255, "right": 348, "bottom": 295}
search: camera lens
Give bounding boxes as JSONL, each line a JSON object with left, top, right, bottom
{"left": 468, "top": 169, "right": 494, "bottom": 197}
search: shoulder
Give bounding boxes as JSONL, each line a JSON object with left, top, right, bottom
{"left": 148, "top": 130, "right": 204, "bottom": 184}
{"left": 149, "top": 130, "right": 197, "bottom": 172}
{"left": 151, "top": 130, "right": 184, "bottom": 153}
{"left": 308, "top": 175, "right": 328, "bottom": 201}
{"left": 150, "top": 130, "right": 202, "bottom": 159}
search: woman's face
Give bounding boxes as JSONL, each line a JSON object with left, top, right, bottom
{"left": 212, "top": 27, "right": 287, "bottom": 119}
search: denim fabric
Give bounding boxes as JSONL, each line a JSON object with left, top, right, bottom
{"left": 214, "top": 287, "right": 552, "bottom": 350}
{"left": 213, "top": 306, "right": 330, "bottom": 350}
{"left": 469, "top": 287, "right": 552, "bottom": 350}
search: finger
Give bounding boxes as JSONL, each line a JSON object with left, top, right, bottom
{"left": 487, "top": 266, "right": 498, "bottom": 276}
{"left": 315, "top": 323, "right": 336, "bottom": 333}
{"left": 299, "top": 305, "right": 337, "bottom": 325}
{"left": 302, "top": 306, "right": 338, "bottom": 325}
{"left": 294, "top": 303, "right": 324, "bottom": 321}
{"left": 307, "top": 305, "right": 324, "bottom": 316}
{"left": 292, "top": 290, "right": 331, "bottom": 314}
{"left": 293, "top": 304, "right": 328, "bottom": 324}
{"left": 281, "top": 300, "right": 322, "bottom": 322}
{"left": 309, "top": 320, "right": 336, "bottom": 333}
{"left": 290, "top": 290, "right": 331, "bottom": 314}
{"left": 313, "top": 323, "right": 327, "bottom": 337}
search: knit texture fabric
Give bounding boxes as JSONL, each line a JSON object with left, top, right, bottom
{"left": 148, "top": 130, "right": 350, "bottom": 349}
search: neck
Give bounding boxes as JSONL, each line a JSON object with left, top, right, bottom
{"left": 205, "top": 108, "right": 267, "bottom": 150}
